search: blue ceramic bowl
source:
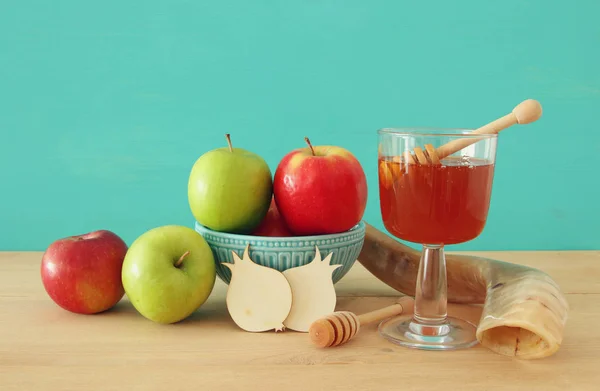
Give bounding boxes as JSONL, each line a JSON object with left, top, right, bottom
{"left": 194, "top": 221, "right": 366, "bottom": 284}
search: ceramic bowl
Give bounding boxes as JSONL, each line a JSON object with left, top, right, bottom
{"left": 194, "top": 220, "right": 366, "bottom": 284}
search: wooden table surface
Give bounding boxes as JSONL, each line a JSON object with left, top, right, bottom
{"left": 1, "top": 250, "right": 599, "bottom": 390}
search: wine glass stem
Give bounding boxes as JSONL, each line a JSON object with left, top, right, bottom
{"left": 414, "top": 244, "right": 448, "bottom": 325}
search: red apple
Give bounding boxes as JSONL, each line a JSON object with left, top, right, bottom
{"left": 273, "top": 137, "right": 368, "bottom": 235}
{"left": 251, "top": 197, "right": 293, "bottom": 237}
{"left": 40, "top": 230, "right": 128, "bottom": 314}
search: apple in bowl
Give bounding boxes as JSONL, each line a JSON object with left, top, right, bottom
{"left": 273, "top": 137, "right": 368, "bottom": 236}
{"left": 251, "top": 196, "right": 293, "bottom": 237}
{"left": 187, "top": 134, "right": 273, "bottom": 235}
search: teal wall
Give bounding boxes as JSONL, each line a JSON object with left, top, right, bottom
{"left": 1, "top": 1, "right": 598, "bottom": 251}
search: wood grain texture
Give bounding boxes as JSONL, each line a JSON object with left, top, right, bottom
{"left": 1, "top": 251, "right": 599, "bottom": 390}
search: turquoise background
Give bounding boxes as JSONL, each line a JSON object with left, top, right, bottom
{"left": 1, "top": 1, "right": 598, "bottom": 251}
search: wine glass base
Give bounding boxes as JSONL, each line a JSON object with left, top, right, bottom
{"left": 378, "top": 315, "right": 478, "bottom": 351}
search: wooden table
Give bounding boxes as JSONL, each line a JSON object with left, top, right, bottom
{"left": 1, "top": 251, "right": 599, "bottom": 390}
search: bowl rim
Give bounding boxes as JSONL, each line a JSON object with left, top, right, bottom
{"left": 194, "top": 220, "right": 366, "bottom": 241}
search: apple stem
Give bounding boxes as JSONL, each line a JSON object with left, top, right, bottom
{"left": 304, "top": 137, "right": 316, "bottom": 156}
{"left": 175, "top": 250, "right": 190, "bottom": 268}
{"left": 225, "top": 133, "right": 233, "bottom": 152}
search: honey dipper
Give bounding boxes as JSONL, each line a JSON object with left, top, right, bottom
{"left": 405, "top": 99, "right": 543, "bottom": 165}
{"left": 308, "top": 296, "right": 415, "bottom": 348}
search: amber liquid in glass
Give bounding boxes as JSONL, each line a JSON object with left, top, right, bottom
{"left": 378, "top": 155, "right": 495, "bottom": 245}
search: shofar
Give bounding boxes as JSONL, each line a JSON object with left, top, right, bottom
{"left": 357, "top": 222, "right": 569, "bottom": 359}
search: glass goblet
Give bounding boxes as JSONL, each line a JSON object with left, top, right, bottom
{"left": 377, "top": 128, "right": 497, "bottom": 350}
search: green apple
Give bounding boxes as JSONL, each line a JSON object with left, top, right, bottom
{"left": 121, "top": 225, "right": 216, "bottom": 324}
{"left": 188, "top": 134, "right": 272, "bottom": 234}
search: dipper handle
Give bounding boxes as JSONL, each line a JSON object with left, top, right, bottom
{"left": 308, "top": 296, "right": 415, "bottom": 348}
{"left": 407, "top": 99, "right": 543, "bottom": 165}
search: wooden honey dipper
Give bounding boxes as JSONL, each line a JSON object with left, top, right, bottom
{"left": 405, "top": 99, "right": 543, "bottom": 165}
{"left": 308, "top": 296, "right": 415, "bottom": 348}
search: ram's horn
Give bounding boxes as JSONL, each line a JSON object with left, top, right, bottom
{"left": 357, "top": 222, "right": 569, "bottom": 359}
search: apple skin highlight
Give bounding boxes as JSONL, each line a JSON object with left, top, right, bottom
{"left": 273, "top": 142, "right": 368, "bottom": 236}
{"left": 40, "top": 230, "right": 128, "bottom": 315}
